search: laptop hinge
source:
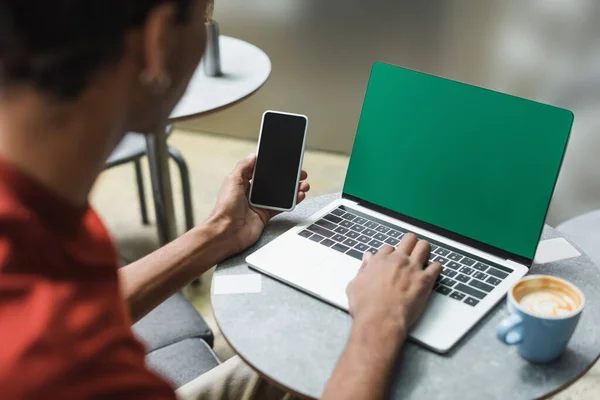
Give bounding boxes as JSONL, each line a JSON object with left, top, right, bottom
{"left": 506, "top": 259, "right": 529, "bottom": 269}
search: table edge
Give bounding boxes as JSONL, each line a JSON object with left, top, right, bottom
{"left": 169, "top": 77, "right": 269, "bottom": 123}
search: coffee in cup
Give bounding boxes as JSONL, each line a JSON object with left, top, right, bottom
{"left": 513, "top": 276, "right": 582, "bottom": 318}
{"left": 497, "top": 275, "right": 585, "bottom": 363}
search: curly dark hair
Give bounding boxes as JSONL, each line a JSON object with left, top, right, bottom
{"left": 0, "top": 0, "right": 196, "bottom": 99}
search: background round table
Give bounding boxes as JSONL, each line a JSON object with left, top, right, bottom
{"left": 146, "top": 36, "right": 271, "bottom": 244}
{"left": 212, "top": 193, "right": 600, "bottom": 400}
{"left": 170, "top": 36, "right": 272, "bottom": 120}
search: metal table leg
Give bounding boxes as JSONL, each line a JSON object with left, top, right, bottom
{"left": 146, "top": 128, "right": 178, "bottom": 245}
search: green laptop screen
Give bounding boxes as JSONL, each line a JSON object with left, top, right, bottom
{"left": 343, "top": 63, "right": 573, "bottom": 260}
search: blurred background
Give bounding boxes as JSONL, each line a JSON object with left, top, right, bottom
{"left": 178, "top": 0, "right": 600, "bottom": 226}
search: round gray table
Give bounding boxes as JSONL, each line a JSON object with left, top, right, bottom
{"left": 212, "top": 194, "right": 600, "bottom": 399}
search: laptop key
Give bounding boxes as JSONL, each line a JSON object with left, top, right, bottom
{"left": 340, "top": 220, "right": 354, "bottom": 228}
{"left": 374, "top": 233, "right": 387, "bottom": 241}
{"left": 346, "top": 231, "right": 360, "bottom": 239}
{"left": 307, "top": 224, "right": 334, "bottom": 238}
{"left": 447, "top": 253, "right": 463, "bottom": 262}
{"left": 315, "top": 219, "right": 337, "bottom": 231}
{"left": 473, "top": 262, "right": 489, "bottom": 272}
{"left": 331, "top": 208, "right": 345, "bottom": 216}
{"left": 388, "top": 230, "right": 402, "bottom": 238}
{"left": 334, "top": 226, "right": 349, "bottom": 235}
{"left": 469, "top": 279, "right": 494, "bottom": 293}
{"left": 385, "top": 237, "right": 400, "bottom": 246}
{"left": 440, "top": 277, "right": 456, "bottom": 287}
{"left": 324, "top": 214, "right": 343, "bottom": 224}
{"left": 442, "top": 269, "right": 458, "bottom": 278}
{"left": 368, "top": 239, "right": 384, "bottom": 248}
{"left": 461, "top": 257, "right": 476, "bottom": 267}
{"left": 321, "top": 239, "right": 336, "bottom": 247}
{"left": 367, "top": 247, "right": 378, "bottom": 254}
{"left": 450, "top": 291, "right": 466, "bottom": 301}
{"left": 357, "top": 235, "right": 371, "bottom": 244}
{"left": 456, "top": 274, "right": 470, "bottom": 283}
{"left": 375, "top": 226, "right": 390, "bottom": 234}
{"left": 435, "top": 286, "right": 452, "bottom": 296}
{"left": 464, "top": 297, "right": 480, "bottom": 307}
{"left": 355, "top": 243, "right": 370, "bottom": 252}
{"left": 309, "top": 234, "right": 324, "bottom": 243}
{"left": 346, "top": 249, "right": 363, "bottom": 260}
{"left": 455, "top": 283, "right": 486, "bottom": 299}
{"left": 332, "top": 234, "right": 346, "bottom": 242}
{"left": 354, "top": 217, "right": 368, "bottom": 225}
{"left": 363, "top": 228, "right": 377, "bottom": 237}
{"left": 447, "top": 261, "right": 461, "bottom": 270}
{"left": 434, "top": 248, "right": 450, "bottom": 257}
{"left": 432, "top": 255, "right": 449, "bottom": 265}
{"left": 342, "top": 213, "right": 356, "bottom": 221}
{"left": 332, "top": 243, "right": 350, "bottom": 253}
{"left": 298, "top": 230, "right": 312, "bottom": 238}
{"left": 459, "top": 266, "right": 474, "bottom": 276}
{"left": 343, "top": 238, "right": 359, "bottom": 247}
{"left": 486, "top": 276, "right": 502, "bottom": 286}
{"left": 350, "top": 224, "right": 366, "bottom": 233}
{"left": 365, "top": 221, "right": 379, "bottom": 229}
{"left": 473, "top": 272, "right": 488, "bottom": 281}
{"left": 487, "top": 267, "right": 509, "bottom": 279}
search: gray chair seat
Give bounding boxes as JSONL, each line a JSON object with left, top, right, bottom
{"left": 133, "top": 292, "right": 214, "bottom": 350}
{"left": 556, "top": 210, "right": 600, "bottom": 266}
{"left": 146, "top": 338, "right": 220, "bottom": 388}
{"left": 106, "top": 133, "right": 148, "bottom": 167}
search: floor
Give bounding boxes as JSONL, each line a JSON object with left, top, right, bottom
{"left": 91, "top": 129, "right": 599, "bottom": 399}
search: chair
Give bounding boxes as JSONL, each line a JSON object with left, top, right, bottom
{"left": 105, "top": 126, "right": 195, "bottom": 240}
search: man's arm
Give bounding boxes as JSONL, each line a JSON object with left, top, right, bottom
{"left": 119, "top": 154, "right": 310, "bottom": 323}
{"left": 323, "top": 316, "right": 407, "bottom": 400}
{"left": 322, "top": 235, "right": 442, "bottom": 400}
{"left": 118, "top": 217, "right": 232, "bottom": 323}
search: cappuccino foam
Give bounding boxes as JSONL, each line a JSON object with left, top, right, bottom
{"left": 519, "top": 288, "right": 578, "bottom": 317}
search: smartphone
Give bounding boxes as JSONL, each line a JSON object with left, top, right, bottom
{"left": 249, "top": 110, "right": 308, "bottom": 212}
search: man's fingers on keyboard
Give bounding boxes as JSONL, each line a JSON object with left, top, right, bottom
{"left": 397, "top": 233, "right": 418, "bottom": 254}
{"left": 424, "top": 262, "right": 443, "bottom": 280}
{"left": 411, "top": 240, "right": 431, "bottom": 267}
{"left": 377, "top": 245, "right": 395, "bottom": 257}
{"left": 361, "top": 251, "right": 373, "bottom": 264}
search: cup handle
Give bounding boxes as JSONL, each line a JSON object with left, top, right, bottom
{"left": 496, "top": 314, "right": 524, "bottom": 345}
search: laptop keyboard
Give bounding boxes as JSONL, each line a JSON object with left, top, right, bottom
{"left": 298, "top": 206, "right": 513, "bottom": 307}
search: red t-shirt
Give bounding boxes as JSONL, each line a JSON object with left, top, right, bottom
{"left": 0, "top": 158, "right": 176, "bottom": 399}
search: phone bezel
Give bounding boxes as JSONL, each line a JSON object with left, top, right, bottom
{"left": 248, "top": 110, "right": 308, "bottom": 212}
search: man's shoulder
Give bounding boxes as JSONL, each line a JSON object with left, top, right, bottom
{"left": 0, "top": 178, "right": 32, "bottom": 223}
{"left": 0, "top": 183, "right": 51, "bottom": 274}
{"left": 0, "top": 273, "right": 176, "bottom": 400}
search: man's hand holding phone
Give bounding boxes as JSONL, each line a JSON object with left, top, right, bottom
{"left": 208, "top": 153, "right": 310, "bottom": 257}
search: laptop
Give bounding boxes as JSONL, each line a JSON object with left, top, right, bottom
{"left": 246, "top": 62, "right": 574, "bottom": 353}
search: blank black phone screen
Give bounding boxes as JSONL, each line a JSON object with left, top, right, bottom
{"left": 250, "top": 112, "right": 307, "bottom": 209}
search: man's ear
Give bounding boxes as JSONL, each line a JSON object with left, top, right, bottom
{"left": 140, "top": 3, "right": 177, "bottom": 87}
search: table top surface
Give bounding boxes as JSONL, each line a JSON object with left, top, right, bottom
{"left": 212, "top": 194, "right": 600, "bottom": 400}
{"left": 169, "top": 36, "right": 271, "bottom": 121}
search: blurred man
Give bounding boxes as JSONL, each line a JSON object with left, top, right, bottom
{"left": 0, "top": 0, "right": 441, "bottom": 398}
